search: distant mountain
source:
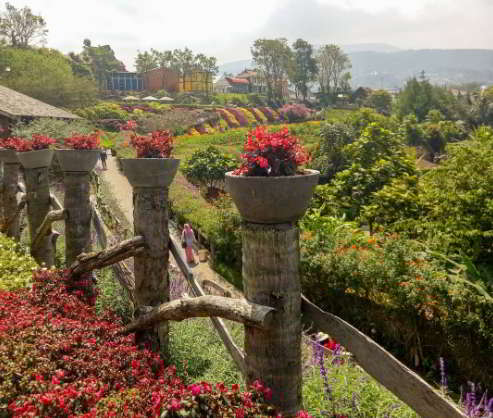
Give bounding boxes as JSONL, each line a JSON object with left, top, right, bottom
{"left": 218, "top": 48, "right": 493, "bottom": 88}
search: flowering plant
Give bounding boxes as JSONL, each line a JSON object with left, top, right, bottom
{"left": 278, "top": 104, "right": 313, "bottom": 123}
{"left": 0, "top": 136, "right": 24, "bottom": 150}
{"left": 129, "top": 130, "right": 174, "bottom": 158}
{"left": 10, "top": 134, "right": 57, "bottom": 152}
{"left": 120, "top": 119, "right": 138, "bottom": 131}
{"left": 63, "top": 133, "right": 100, "bottom": 150}
{"left": 233, "top": 127, "right": 309, "bottom": 176}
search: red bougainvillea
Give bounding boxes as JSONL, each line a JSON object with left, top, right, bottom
{"left": 64, "top": 133, "right": 100, "bottom": 150}
{"left": 129, "top": 130, "right": 174, "bottom": 158}
{"left": 9, "top": 134, "right": 57, "bottom": 152}
{"left": 0, "top": 269, "right": 305, "bottom": 417}
{"left": 233, "top": 127, "right": 309, "bottom": 176}
{"left": 0, "top": 137, "right": 25, "bottom": 150}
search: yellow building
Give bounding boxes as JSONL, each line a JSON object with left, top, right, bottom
{"left": 178, "top": 70, "right": 213, "bottom": 93}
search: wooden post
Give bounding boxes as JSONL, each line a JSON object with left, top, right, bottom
{"left": 3, "top": 162, "right": 21, "bottom": 240}
{"left": 132, "top": 186, "right": 170, "bottom": 354}
{"left": 242, "top": 223, "right": 302, "bottom": 416}
{"left": 63, "top": 172, "right": 92, "bottom": 265}
{"left": 24, "top": 167, "right": 54, "bottom": 266}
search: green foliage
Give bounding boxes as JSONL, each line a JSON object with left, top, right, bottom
{"left": 80, "top": 39, "right": 126, "bottom": 87}
{"left": 212, "top": 93, "right": 250, "bottom": 106}
{"left": 0, "top": 47, "right": 98, "bottom": 108}
{"left": 317, "top": 44, "right": 352, "bottom": 104}
{"left": 395, "top": 77, "right": 464, "bottom": 121}
{"left": 300, "top": 217, "right": 493, "bottom": 390}
{"left": 0, "top": 2, "right": 47, "bottom": 47}
{"left": 290, "top": 38, "right": 318, "bottom": 102}
{"left": 11, "top": 118, "right": 95, "bottom": 140}
{"left": 364, "top": 89, "right": 393, "bottom": 115}
{"left": 182, "top": 146, "right": 237, "bottom": 192}
{"left": 75, "top": 102, "right": 129, "bottom": 121}
{"left": 0, "top": 233, "right": 37, "bottom": 291}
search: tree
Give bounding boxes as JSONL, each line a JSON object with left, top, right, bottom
{"left": 364, "top": 89, "right": 392, "bottom": 115}
{"left": 173, "top": 47, "right": 194, "bottom": 92}
{"left": 289, "top": 39, "right": 317, "bottom": 102}
{"left": 194, "top": 53, "right": 218, "bottom": 96}
{"left": 251, "top": 38, "right": 292, "bottom": 104}
{"left": 182, "top": 146, "right": 237, "bottom": 194}
{"left": 0, "top": 2, "right": 47, "bottom": 47}
{"left": 135, "top": 50, "right": 157, "bottom": 73}
{"left": 395, "top": 77, "right": 464, "bottom": 122}
{"left": 316, "top": 44, "right": 351, "bottom": 104}
{"left": 0, "top": 47, "right": 98, "bottom": 108}
{"left": 81, "top": 39, "right": 126, "bottom": 89}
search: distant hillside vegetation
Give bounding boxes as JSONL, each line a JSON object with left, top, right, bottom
{"left": 218, "top": 47, "right": 493, "bottom": 88}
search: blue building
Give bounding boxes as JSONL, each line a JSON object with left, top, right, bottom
{"left": 105, "top": 72, "right": 144, "bottom": 91}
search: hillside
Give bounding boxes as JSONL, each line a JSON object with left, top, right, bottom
{"left": 219, "top": 48, "right": 493, "bottom": 88}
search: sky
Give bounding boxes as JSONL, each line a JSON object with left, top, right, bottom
{"left": 8, "top": 0, "right": 493, "bottom": 70}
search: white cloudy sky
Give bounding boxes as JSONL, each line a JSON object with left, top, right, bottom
{"left": 8, "top": 0, "right": 493, "bottom": 70}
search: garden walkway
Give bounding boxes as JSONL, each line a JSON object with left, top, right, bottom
{"left": 101, "top": 155, "right": 241, "bottom": 298}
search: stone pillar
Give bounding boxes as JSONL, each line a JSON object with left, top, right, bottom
{"left": 4, "top": 162, "right": 21, "bottom": 240}
{"left": 133, "top": 186, "right": 170, "bottom": 354}
{"left": 63, "top": 171, "right": 92, "bottom": 265}
{"left": 24, "top": 167, "right": 54, "bottom": 266}
{"left": 242, "top": 223, "right": 302, "bottom": 416}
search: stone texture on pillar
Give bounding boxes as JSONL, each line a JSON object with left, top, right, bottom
{"left": 4, "top": 163, "right": 21, "bottom": 240}
{"left": 24, "top": 167, "right": 54, "bottom": 266}
{"left": 242, "top": 222, "right": 302, "bottom": 416}
{"left": 133, "top": 186, "right": 170, "bottom": 354}
{"left": 63, "top": 171, "right": 91, "bottom": 265}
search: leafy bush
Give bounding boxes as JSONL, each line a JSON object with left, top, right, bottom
{"left": 11, "top": 118, "right": 95, "bottom": 141}
{"left": 278, "top": 104, "right": 312, "bottom": 122}
{"left": 75, "top": 102, "right": 129, "bottom": 121}
{"left": 0, "top": 234, "right": 37, "bottom": 291}
{"left": 300, "top": 214, "right": 493, "bottom": 392}
{"left": 63, "top": 133, "right": 100, "bottom": 150}
{"left": 11, "top": 134, "right": 56, "bottom": 152}
{"left": 183, "top": 146, "right": 237, "bottom": 192}
{"left": 1, "top": 269, "right": 282, "bottom": 417}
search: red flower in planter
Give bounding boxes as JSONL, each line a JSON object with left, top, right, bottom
{"left": 0, "top": 136, "right": 25, "bottom": 150}
{"left": 12, "top": 134, "right": 57, "bottom": 152}
{"left": 233, "top": 127, "right": 309, "bottom": 176}
{"left": 129, "top": 130, "right": 173, "bottom": 158}
{"left": 63, "top": 133, "right": 100, "bottom": 150}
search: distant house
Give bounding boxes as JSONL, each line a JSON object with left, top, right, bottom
{"left": 0, "top": 85, "right": 80, "bottom": 134}
{"left": 142, "top": 67, "right": 179, "bottom": 93}
{"left": 236, "top": 69, "right": 266, "bottom": 93}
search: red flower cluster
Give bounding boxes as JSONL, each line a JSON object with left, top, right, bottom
{"left": 0, "top": 136, "right": 24, "bottom": 150}
{"left": 130, "top": 130, "right": 173, "bottom": 158}
{"left": 9, "top": 134, "right": 57, "bottom": 152}
{"left": 63, "top": 133, "right": 100, "bottom": 150}
{"left": 120, "top": 120, "right": 138, "bottom": 131}
{"left": 1, "top": 269, "right": 292, "bottom": 417}
{"left": 234, "top": 127, "right": 309, "bottom": 176}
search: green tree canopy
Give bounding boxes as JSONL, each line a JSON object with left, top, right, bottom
{"left": 316, "top": 44, "right": 351, "bottom": 103}
{"left": 0, "top": 47, "right": 98, "bottom": 108}
{"left": 289, "top": 38, "right": 317, "bottom": 102}
{"left": 81, "top": 39, "right": 126, "bottom": 88}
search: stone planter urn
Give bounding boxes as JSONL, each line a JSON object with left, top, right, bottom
{"left": 55, "top": 149, "right": 100, "bottom": 172}
{"left": 121, "top": 158, "right": 180, "bottom": 188}
{"left": 225, "top": 169, "right": 320, "bottom": 223}
{"left": 0, "top": 148, "right": 19, "bottom": 164}
{"left": 17, "top": 149, "right": 54, "bottom": 169}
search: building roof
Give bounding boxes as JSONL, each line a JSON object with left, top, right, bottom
{"left": 225, "top": 77, "right": 249, "bottom": 85}
{"left": 236, "top": 69, "right": 258, "bottom": 78}
{"left": 0, "top": 85, "right": 80, "bottom": 120}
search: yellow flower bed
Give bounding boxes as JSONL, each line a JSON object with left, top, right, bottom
{"left": 221, "top": 109, "right": 241, "bottom": 128}
{"left": 188, "top": 128, "right": 201, "bottom": 136}
{"left": 239, "top": 108, "right": 257, "bottom": 125}
{"left": 0, "top": 233, "right": 37, "bottom": 291}
{"left": 250, "top": 108, "right": 268, "bottom": 123}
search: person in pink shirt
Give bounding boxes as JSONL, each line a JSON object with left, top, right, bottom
{"left": 181, "top": 224, "right": 196, "bottom": 264}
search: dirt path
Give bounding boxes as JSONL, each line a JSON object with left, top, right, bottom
{"left": 100, "top": 155, "right": 241, "bottom": 298}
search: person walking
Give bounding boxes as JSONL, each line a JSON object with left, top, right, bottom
{"left": 100, "top": 149, "right": 107, "bottom": 170}
{"left": 181, "top": 224, "right": 196, "bottom": 264}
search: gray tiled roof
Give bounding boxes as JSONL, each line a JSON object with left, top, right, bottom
{"left": 0, "top": 85, "right": 80, "bottom": 119}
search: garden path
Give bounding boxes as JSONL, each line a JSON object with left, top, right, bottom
{"left": 101, "top": 155, "right": 241, "bottom": 298}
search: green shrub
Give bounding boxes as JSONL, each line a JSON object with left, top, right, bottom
{"left": 11, "top": 118, "right": 95, "bottom": 140}
{"left": 75, "top": 102, "right": 129, "bottom": 121}
{"left": 0, "top": 233, "right": 37, "bottom": 291}
{"left": 300, "top": 214, "right": 493, "bottom": 391}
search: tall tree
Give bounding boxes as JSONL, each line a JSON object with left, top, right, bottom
{"left": 317, "top": 44, "right": 351, "bottom": 103}
{"left": 290, "top": 39, "right": 317, "bottom": 102}
{"left": 0, "top": 2, "right": 47, "bottom": 47}
{"left": 173, "top": 47, "right": 194, "bottom": 91}
{"left": 81, "top": 39, "right": 126, "bottom": 89}
{"left": 135, "top": 50, "right": 157, "bottom": 73}
{"left": 251, "top": 38, "right": 292, "bottom": 104}
{"left": 194, "top": 53, "right": 218, "bottom": 96}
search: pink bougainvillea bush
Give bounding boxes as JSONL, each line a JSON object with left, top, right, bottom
{"left": 1, "top": 269, "right": 311, "bottom": 417}
{"left": 234, "top": 127, "right": 309, "bottom": 176}
{"left": 278, "top": 104, "right": 313, "bottom": 123}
